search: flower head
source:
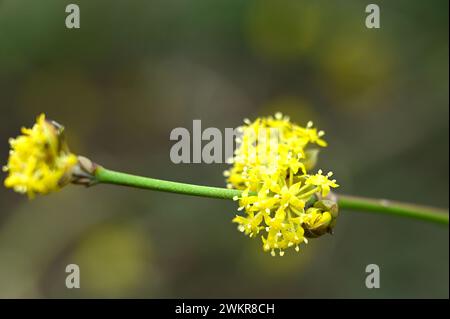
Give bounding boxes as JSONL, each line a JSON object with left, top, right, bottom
{"left": 226, "top": 113, "right": 339, "bottom": 256}
{"left": 3, "top": 114, "right": 78, "bottom": 198}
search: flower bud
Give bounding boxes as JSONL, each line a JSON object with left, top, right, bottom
{"left": 303, "top": 198, "right": 339, "bottom": 238}
{"left": 301, "top": 149, "right": 320, "bottom": 171}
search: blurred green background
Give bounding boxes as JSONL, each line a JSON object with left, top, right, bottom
{"left": 0, "top": 0, "right": 448, "bottom": 298}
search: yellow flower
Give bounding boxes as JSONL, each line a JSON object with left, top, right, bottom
{"left": 227, "top": 113, "right": 340, "bottom": 256}
{"left": 3, "top": 114, "right": 78, "bottom": 198}
{"left": 295, "top": 121, "right": 328, "bottom": 147}
{"left": 305, "top": 169, "right": 339, "bottom": 197}
{"left": 279, "top": 182, "right": 306, "bottom": 212}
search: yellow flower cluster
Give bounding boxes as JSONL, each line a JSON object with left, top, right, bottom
{"left": 225, "top": 113, "right": 339, "bottom": 256}
{"left": 3, "top": 114, "right": 78, "bottom": 198}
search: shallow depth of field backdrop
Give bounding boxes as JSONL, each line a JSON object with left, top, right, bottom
{"left": 0, "top": 0, "right": 448, "bottom": 298}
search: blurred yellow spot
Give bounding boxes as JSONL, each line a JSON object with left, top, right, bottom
{"left": 72, "top": 224, "right": 152, "bottom": 297}
{"left": 246, "top": 0, "right": 321, "bottom": 61}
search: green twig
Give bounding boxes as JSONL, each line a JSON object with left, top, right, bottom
{"left": 338, "top": 195, "right": 448, "bottom": 225}
{"left": 95, "top": 167, "right": 449, "bottom": 226}
{"left": 95, "top": 167, "right": 242, "bottom": 200}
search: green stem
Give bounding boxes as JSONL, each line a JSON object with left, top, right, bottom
{"left": 95, "top": 167, "right": 242, "bottom": 200}
{"left": 95, "top": 167, "right": 449, "bottom": 226}
{"left": 338, "top": 195, "right": 448, "bottom": 225}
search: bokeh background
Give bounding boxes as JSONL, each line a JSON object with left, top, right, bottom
{"left": 0, "top": 0, "right": 448, "bottom": 298}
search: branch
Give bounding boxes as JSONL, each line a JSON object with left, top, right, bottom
{"left": 95, "top": 167, "right": 449, "bottom": 226}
